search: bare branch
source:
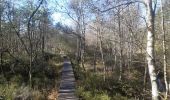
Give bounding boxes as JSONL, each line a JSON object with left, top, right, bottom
{"left": 7, "top": 14, "right": 30, "bottom": 56}
{"left": 101, "top": 0, "right": 145, "bottom": 13}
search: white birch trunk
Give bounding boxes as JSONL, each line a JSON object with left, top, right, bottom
{"left": 145, "top": 0, "right": 159, "bottom": 99}
{"left": 160, "top": 0, "right": 169, "bottom": 98}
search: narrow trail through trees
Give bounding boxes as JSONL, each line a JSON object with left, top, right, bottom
{"left": 58, "top": 59, "right": 78, "bottom": 100}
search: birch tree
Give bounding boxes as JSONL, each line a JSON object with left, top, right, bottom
{"left": 65, "top": 0, "right": 87, "bottom": 70}
{"left": 145, "top": 0, "right": 159, "bottom": 99}
{"left": 160, "top": 0, "right": 169, "bottom": 99}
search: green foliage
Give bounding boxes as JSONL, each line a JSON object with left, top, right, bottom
{"left": 31, "top": 90, "right": 46, "bottom": 100}
{"left": 73, "top": 67, "right": 131, "bottom": 100}
{"left": 0, "top": 84, "right": 46, "bottom": 100}
{"left": 13, "top": 86, "right": 46, "bottom": 100}
{"left": 83, "top": 73, "right": 106, "bottom": 92}
{"left": 76, "top": 86, "right": 111, "bottom": 100}
{"left": 112, "top": 94, "right": 128, "bottom": 100}
{"left": 0, "top": 75, "right": 7, "bottom": 84}
{"left": 71, "top": 60, "right": 86, "bottom": 80}
{"left": 0, "top": 53, "right": 62, "bottom": 100}
{"left": 0, "top": 83, "right": 18, "bottom": 100}
{"left": 13, "top": 86, "right": 31, "bottom": 100}
{"left": 10, "top": 75, "right": 23, "bottom": 85}
{"left": 72, "top": 58, "right": 146, "bottom": 100}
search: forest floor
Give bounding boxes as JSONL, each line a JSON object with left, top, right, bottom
{"left": 0, "top": 53, "right": 63, "bottom": 100}
{"left": 47, "top": 89, "right": 58, "bottom": 100}
{"left": 1, "top": 53, "right": 169, "bottom": 100}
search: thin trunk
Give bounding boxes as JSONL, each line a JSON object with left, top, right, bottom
{"left": 80, "top": 36, "right": 85, "bottom": 71}
{"left": 99, "top": 32, "right": 105, "bottom": 81}
{"left": 80, "top": 50, "right": 85, "bottom": 71}
{"left": 80, "top": 8, "right": 86, "bottom": 71}
{"left": 42, "top": 19, "right": 45, "bottom": 58}
{"left": 119, "top": 46, "right": 123, "bottom": 81}
{"left": 76, "top": 38, "right": 80, "bottom": 63}
{"left": 160, "top": 0, "right": 169, "bottom": 98}
{"left": 27, "top": 20, "right": 32, "bottom": 88}
{"left": 118, "top": 9, "right": 122, "bottom": 81}
{"left": 77, "top": 15, "right": 82, "bottom": 67}
{"left": 78, "top": 39, "right": 81, "bottom": 64}
{"left": 42, "top": 36, "right": 45, "bottom": 57}
{"left": 93, "top": 50, "right": 97, "bottom": 72}
{"left": 143, "top": 49, "right": 147, "bottom": 91}
{"left": 113, "top": 39, "right": 117, "bottom": 71}
{"left": 145, "top": 0, "right": 159, "bottom": 99}
{"left": 144, "top": 60, "right": 147, "bottom": 91}
{"left": 93, "top": 45, "right": 97, "bottom": 72}
{"left": 29, "top": 47, "right": 32, "bottom": 88}
{"left": 0, "top": 9, "right": 3, "bottom": 76}
{"left": 128, "top": 32, "right": 132, "bottom": 72}
{"left": 0, "top": 52, "right": 4, "bottom": 76}
{"left": 80, "top": 37, "right": 85, "bottom": 71}
{"left": 114, "top": 50, "right": 117, "bottom": 70}
{"left": 127, "top": 5, "right": 132, "bottom": 72}
{"left": 27, "top": 0, "right": 43, "bottom": 88}
{"left": 111, "top": 49, "right": 114, "bottom": 71}
{"left": 28, "top": 20, "right": 32, "bottom": 88}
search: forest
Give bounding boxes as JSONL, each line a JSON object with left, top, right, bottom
{"left": 0, "top": 0, "right": 170, "bottom": 100}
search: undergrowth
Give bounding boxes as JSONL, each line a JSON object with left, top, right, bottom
{"left": 72, "top": 60, "right": 150, "bottom": 100}
{"left": 0, "top": 52, "right": 63, "bottom": 100}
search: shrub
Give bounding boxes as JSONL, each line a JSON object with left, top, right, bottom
{"left": 13, "top": 86, "right": 31, "bottom": 100}
{"left": 76, "top": 86, "right": 111, "bottom": 100}
{"left": 0, "top": 83, "right": 18, "bottom": 100}
{"left": 112, "top": 94, "right": 128, "bottom": 100}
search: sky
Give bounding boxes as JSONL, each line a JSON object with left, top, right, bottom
{"left": 51, "top": 12, "right": 73, "bottom": 26}
{"left": 48, "top": 0, "right": 74, "bottom": 26}
{"left": 12, "top": 0, "right": 161, "bottom": 27}
{"left": 50, "top": 0, "right": 161, "bottom": 27}
{"left": 13, "top": 0, "right": 73, "bottom": 26}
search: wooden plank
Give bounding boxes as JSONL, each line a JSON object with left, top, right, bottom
{"left": 58, "top": 60, "right": 78, "bottom": 100}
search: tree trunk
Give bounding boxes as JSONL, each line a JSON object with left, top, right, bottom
{"left": 145, "top": 0, "right": 159, "bottom": 99}
{"left": 118, "top": 9, "right": 122, "bottom": 81}
{"left": 99, "top": 32, "right": 105, "bottom": 81}
{"left": 93, "top": 45, "right": 97, "bottom": 72}
{"left": 81, "top": 11, "right": 86, "bottom": 71}
{"left": 144, "top": 60, "right": 147, "bottom": 91}
{"left": 76, "top": 38, "right": 80, "bottom": 63}
{"left": 160, "top": 0, "right": 169, "bottom": 98}
{"left": 0, "top": 9, "right": 3, "bottom": 76}
{"left": 80, "top": 37, "right": 85, "bottom": 71}
{"left": 113, "top": 42, "right": 117, "bottom": 71}
{"left": 29, "top": 48, "right": 32, "bottom": 88}
{"left": 93, "top": 50, "right": 97, "bottom": 72}
{"left": 0, "top": 52, "right": 3, "bottom": 76}
{"left": 128, "top": 32, "right": 132, "bottom": 72}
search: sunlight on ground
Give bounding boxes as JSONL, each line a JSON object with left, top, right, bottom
{"left": 48, "top": 89, "right": 58, "bottom": 100}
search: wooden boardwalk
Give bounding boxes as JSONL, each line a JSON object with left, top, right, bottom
{"left": 58, "top": 60, "right": 78, "bottom": 100}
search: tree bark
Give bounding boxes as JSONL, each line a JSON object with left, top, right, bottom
{"left": 93, "top": 49, "right": 97, "bottom": 72}
{"left": 143, "top": 59, "right": 147, "bottom": 91}
{"left": 118, "top": 9, "right": 122, "bottom": 81}
{"left": 160, "top": 0, "right": 169, "bottom": 98}
{"left": 0, "top": 7, "right": 3, "bottom": 76}
{"left": 145, "top": 0, "right": 159, "bottom": 99}
{"left": 93, "top": 42, "right": 97, "bottom": 72}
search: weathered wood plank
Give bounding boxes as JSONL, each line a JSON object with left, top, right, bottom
{"left": 58, "top": 60, "right": 78, "bottom": 100}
